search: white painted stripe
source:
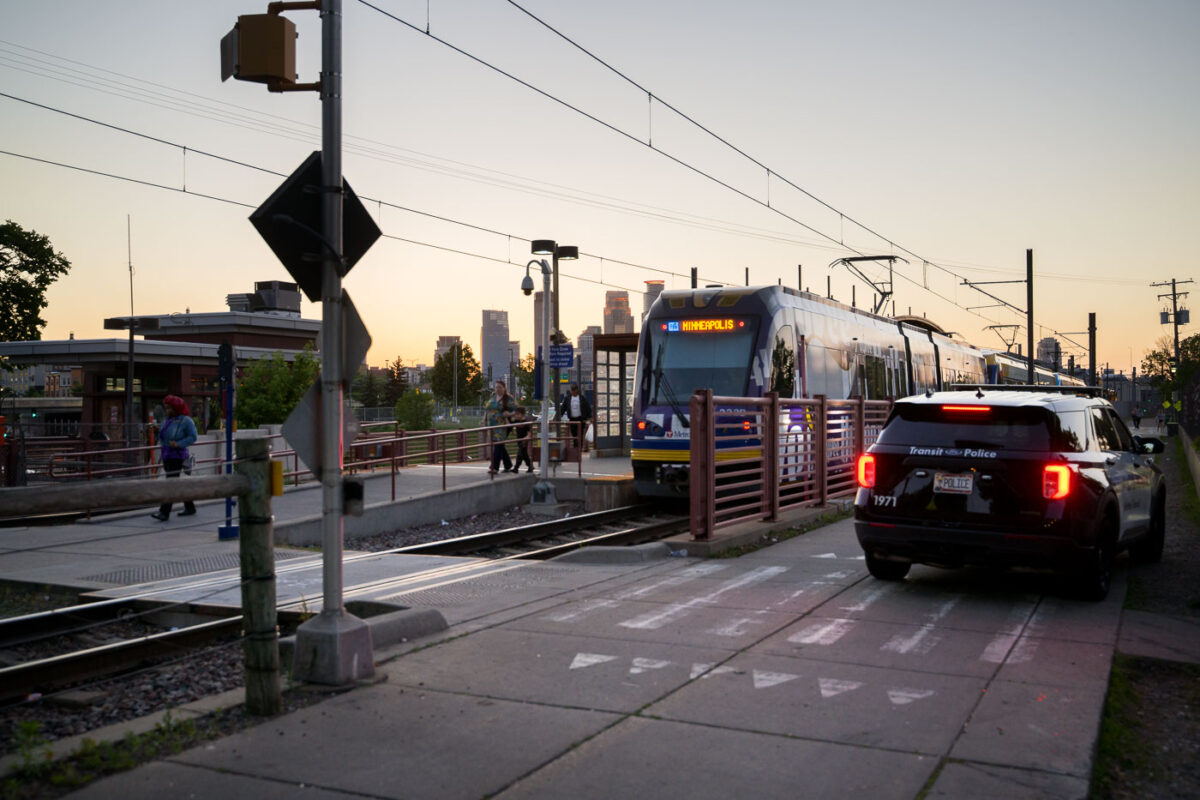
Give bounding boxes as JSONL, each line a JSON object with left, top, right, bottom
{"left": 544, "top": 598, "right": 620, "bottom": 622}
{"left": 569, "top": 653, "right": 618, "bottom": 670}
{"left": 615, "top": 563, "right": 728, "bottom": 600}
{"left": 819, "top": 678, "right": 863, "bottom": 698}
{"left": 839, "top": 584, "right": 895, "bottom": 613}
{"left": 1008, "top": 636, "right": 1039, "bottom": 664}
{"left": 822, "top": 570, "right": 850, "bottom": 579}
{"left": 888, "top": 688, "right": 935, "bottom": 705}
{"left": 787, "top": 618, "right": 855, "bottom": 645}
{"left": 629, "top": 657, "right": 672, "bottom": 675}
{"left": 706, "top": 617, "right": 761, "bottom": 637}
{"left": 618, "top": 566, "right": 789, "bottom": 630}
{"left": 812, "top": 553, "right": 839, "bottom": 559}
{"left": 980, "top": 633, "right": 1019, "bottom": 663}
{"left": 753, "top": 670, "right": 800, "bottom": 689}
{"left": 881, "top": 625, "right": 942, "bottom": 655}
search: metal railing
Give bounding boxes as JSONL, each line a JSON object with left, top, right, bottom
{"left": 688, "top": 390, "right": 892, "bottom": 540}
{"left": 32, "top": 417, "right": 587, "bottom": 501}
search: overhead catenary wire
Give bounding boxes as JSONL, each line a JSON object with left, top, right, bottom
{"left": 354, "top": 0, "right": 1085, "bottom": 333}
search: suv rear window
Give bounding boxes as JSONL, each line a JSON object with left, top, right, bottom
{"left": 877, "top": 404, "right": 1085, "bottom": 452}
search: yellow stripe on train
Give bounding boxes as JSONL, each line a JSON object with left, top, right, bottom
{"left": 631, "top": 448, "right": 762, "bottom": 464}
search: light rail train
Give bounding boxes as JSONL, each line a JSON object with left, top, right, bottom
{"left": 630, "top": 285, "right": 1082, "bottom": 497}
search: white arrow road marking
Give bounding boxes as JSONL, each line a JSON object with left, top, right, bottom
{"left": 618, "top": 566, "right": 789, "bottom": 630}
{"left": 569, "top": 653, "right": 619, "bottom": 670}
{"left": 545, "top": 599, "right": 620, "bottom": 622}
{"left": 787, "top": 618, "right": 855, "bottom": 645}
{"left": 690, "top": 663, "right": 740, "bottom": 679}
{"left": 819, "top": 678, "right": 864, "bottom": 698}
{"left": 629, "top": 658, "right": 672, "bottom": 675}
{"left": 753, "top": 670, "right": 800, "bottom": 689}
{"left": 887, "top": 688, "right": 936, "bottom": 705}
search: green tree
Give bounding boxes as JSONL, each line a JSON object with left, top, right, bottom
{"left": 1141, "top": 334, "right": 1200, "bottom": 399}
{"left": 382, "top": 358, "right": 408, "bottom": 407}
{"left": 513, "top": 353, "right": 536, "bottom": 404}
{"left": 394, "top": 388, "right": 433, "bottom": 430}
{"left": 429, "top": 343, "right": 483, "bottom": 406}
{"left": 1, "top": 220, "right": 72, "bottom": 342}
{"left": 236, "top": 344, "right": 320, "bottom": 428}
{"left": 350, "top": 368, "right": 385, "bottom": 408}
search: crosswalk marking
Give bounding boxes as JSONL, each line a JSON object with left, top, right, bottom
{"left": 618, "top": 566, "right": 789, "bottom": 630}
{"left": 788, "top": 618, "right": 855, "bottom": 645}
{"left": 629, "top": 657, "right": 672, "bottom": 675}
{"left": 819, "top": 678, "right": 863, "bottom": 698}
{"left": 887, "top": 688, "right": 936, "bottom": 705}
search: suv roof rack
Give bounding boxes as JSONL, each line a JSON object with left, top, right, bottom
{"left": 948, "top": 384, "right": 1106, "bottom": 397}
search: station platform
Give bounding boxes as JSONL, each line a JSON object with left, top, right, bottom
{"left": 1, "top": 451, "right": 1190, "bottom": 798}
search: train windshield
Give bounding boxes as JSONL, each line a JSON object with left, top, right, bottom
{"left": 646, "top": 317, "right": 760, "bottom": 402}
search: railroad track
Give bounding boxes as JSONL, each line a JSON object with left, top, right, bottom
{"left": 0, "top": 505, "right": 687, "bottom": 703}
{"left": 391, "top": 504, "right": 688, "bottom": 559}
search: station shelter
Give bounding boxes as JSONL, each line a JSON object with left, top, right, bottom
{"left": 590, "top": 333, "right": 639, "bottom": 456}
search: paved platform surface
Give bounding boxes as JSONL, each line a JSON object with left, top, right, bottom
{"left": 2, "top": 451, "right": 1195, "bottom": 799}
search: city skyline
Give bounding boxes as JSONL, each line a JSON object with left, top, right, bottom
{"left": 0, "top": 2, "right": 1196, "bottom": 375}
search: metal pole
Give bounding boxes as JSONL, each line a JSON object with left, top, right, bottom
{"left": 1088, "top": 312, "right": 1097, "bottom": 388}
{"left": 320, "top": 0, "right": 345, "bottom": 621}
{"left": 293, "top": 0, "right": 373, "bottom": 686}
{"left": 1026, "top": 249, "right": 1035, "bottom": 382}
{"left": 552, "top": 252, "right": 561, "bottom": 407}
{"left": 531, "top": 259, "right": 557, "bottom": 505}
{"left": 126, "top": 216, "right": 134, "bottom": 447}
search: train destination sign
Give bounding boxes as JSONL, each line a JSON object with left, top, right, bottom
{"left": 661, "top": 318, "right": 745, "bottom": 333}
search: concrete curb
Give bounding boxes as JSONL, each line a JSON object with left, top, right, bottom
{"left": 551, "top": 542, "right": 673, "bottom": 564}
{"left": 279, "top": 607, "right": 448, "bottom": 673}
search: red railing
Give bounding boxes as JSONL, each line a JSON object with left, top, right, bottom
{"left": 41, "top": 417, "right": 586, "bottom": 501}
{"left": 688, "top": 390, "right": 892, "bottom": 540}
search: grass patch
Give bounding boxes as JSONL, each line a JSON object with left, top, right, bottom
{"left": 1091, "top": 655, "right": 1153, "bottom": 799}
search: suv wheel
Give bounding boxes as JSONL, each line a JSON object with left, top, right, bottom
{"left": 1075, "top": 525, "right": 1116, "bottom": 602}
{"left": 865, "top": 553, "right": 910, "bottom": 581}
{"left": 1130, "top": 495, "right": 1166, "bottom": 564}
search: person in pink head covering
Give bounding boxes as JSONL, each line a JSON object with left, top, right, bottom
{"left": 150, "top": 395, "right": 198, "bottom": 521}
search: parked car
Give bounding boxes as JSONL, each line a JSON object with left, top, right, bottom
{"left": 854, "top": 386, "right": 1166, "bottom": 600}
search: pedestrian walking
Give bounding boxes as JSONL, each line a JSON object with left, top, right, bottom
{"left": 485, "top": 380, "right": 516, "bottom": 474}
{"left": 1131, "top": 410, "right": 1142, "bottom": 429}
{"left": 512, "top": 406, "right": 534, "bottom": 473}
{"left": 556, "top": 383, "right": 593, "bottom": 450}
{"left": 1157, "top": 411, "right": 1165, "bottom": 432}
{"left": 150, "top": 395, "right": 197, "bottom": 521}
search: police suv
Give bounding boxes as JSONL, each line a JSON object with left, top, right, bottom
{"left": 854, "top": 386, "right": 1166, "bottom": 600}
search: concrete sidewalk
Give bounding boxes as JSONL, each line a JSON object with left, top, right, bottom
{"left": 51, "top": 516, "right": 1139, "bottom": 800}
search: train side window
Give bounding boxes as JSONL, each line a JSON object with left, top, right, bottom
{"left": 770, "top": 325, "right": 796, "bottom": 397}
{"left": 863, "top": 354, "right": 887, "bottom": 399}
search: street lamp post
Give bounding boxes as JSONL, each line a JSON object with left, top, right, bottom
{"left": 524, "top": 259, "right": 557, "bottom": 506}
{"left": 530, "top": 240, "right": 577, "bottom": 405}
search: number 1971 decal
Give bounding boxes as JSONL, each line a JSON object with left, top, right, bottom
{"left": 873, "top": 495, "right": 897, "bottom": 507}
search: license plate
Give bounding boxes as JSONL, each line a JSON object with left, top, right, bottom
{"left": 933, "top": 472, "right": 973, "bottom": 494}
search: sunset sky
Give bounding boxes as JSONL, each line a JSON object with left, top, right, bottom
{"left": 2, "top": 0, "right": 1197, "bottom": 375}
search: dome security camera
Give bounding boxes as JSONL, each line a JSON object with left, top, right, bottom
{"left": 521, "top": 274, "right": 535, "bottom": 296}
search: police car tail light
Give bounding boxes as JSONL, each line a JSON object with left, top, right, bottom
{"left": 637, "top": 420, "right": 647, "bottom": 431}
{"left": 856, "top": 453, "right": 876, "bottom": 488}
{"left": 1042, "top": 464, "right": 1072, "bottom": 500}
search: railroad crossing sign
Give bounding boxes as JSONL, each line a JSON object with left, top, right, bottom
{"left": 250, "top": 151, "right": 381, "bottom": 302}
{"left": 281, "top": 291, "right": 371, "bottom": 481}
